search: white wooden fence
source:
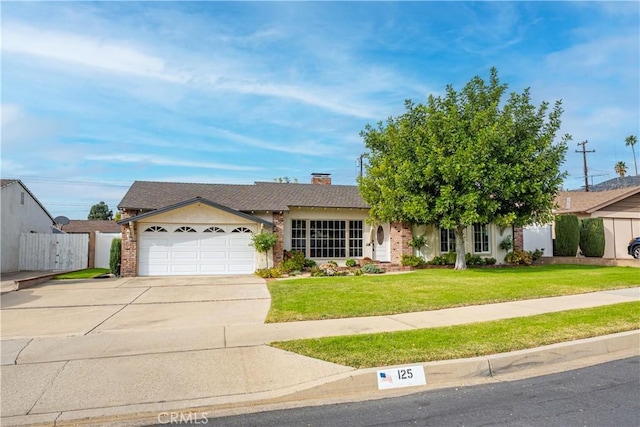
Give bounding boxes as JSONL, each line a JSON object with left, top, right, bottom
{"left": 522, "top": 224, "right": 553, "bottom": 257}
{"left": 95, "top": 232, "right": 121, "bottom": 269}
{"left": 19, "top": 233, "right": 88, "bottom": 271}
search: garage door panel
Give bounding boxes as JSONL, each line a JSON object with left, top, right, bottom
{"left": 139, "top": 225, "right": 256, "bottom": 276}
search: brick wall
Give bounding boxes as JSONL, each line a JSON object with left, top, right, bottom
{"left": 390, "top": 221, "right": 413, "bottom": 264}
{"left": 120, "top": 209, "right": 138, "bottom": 277}
{"left": 513, "top": 226, "right": 524, "bottom": 251}
{"left": 272, "top": 212, "right": 285, "bottom": 267}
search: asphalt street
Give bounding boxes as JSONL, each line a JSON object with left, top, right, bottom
{"left": 196, "top": 356, "right": 640, "bottom": 427}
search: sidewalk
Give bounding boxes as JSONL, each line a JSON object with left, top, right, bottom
{"left": 1, "top": 287, "right": 639, "bottom": 426}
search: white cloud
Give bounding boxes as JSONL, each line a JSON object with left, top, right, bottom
{"left": 2, "top": 23, "right": 187, "bottom": 83}
{"left": 85, "top": 153, "right": 261, "bottom": 172}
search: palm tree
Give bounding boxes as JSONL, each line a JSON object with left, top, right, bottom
{"left": 625, "top": 135, "right": 638, "bottom": 176}
{"left": 615, "top": 161, "right": 627, "bottom": 178}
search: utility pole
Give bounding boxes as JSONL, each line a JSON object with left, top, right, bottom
{"left": 357, "top": 154, "right": 364, "bottom": 178}
{"left": 576, "top": 140, "right": 595, "bottom": 191}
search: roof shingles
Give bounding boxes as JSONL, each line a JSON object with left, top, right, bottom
{"left": 118, "top": 181, "right": 369, "bottom": 212}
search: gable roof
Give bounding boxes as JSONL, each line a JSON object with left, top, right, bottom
{"left": 61, "top": 220, "right": 121, "bottom": 233}
{"left": 554, "top": 186, "right": 640, "bottom": 214}
{"left": 1, "top": 178, "right": 55, "bottom": 223}
{"left": 117, "top": 197, "right": 274, "bottom": 227}
{"left": 117, "top": 180, "right": 369, "bottom": 212}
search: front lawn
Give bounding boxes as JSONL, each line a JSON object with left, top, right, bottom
{"left": 271, "top": 301, "right": 640, "bottom": 368}
{"left": 266, "top": 265, "right": 640, "bottom": 322}
{"left": 53, "top": 268, "right": 110, "bottom": 279}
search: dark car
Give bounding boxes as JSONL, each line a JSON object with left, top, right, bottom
{"left": 628, "top": 237, "right": 640, "bottom": 259}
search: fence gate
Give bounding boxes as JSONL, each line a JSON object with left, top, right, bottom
{"left": 19, "top": 233, "right": 89, "bottom": 271}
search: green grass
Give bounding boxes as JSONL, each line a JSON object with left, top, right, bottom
{"left": 53, "top": 268, "right": 110, "bottom": 279}
{"left": 266, "top": 265, "right": 640, "bottom": 322}
{"left": 271, "top": 302, "right": 640, "bottom": 368}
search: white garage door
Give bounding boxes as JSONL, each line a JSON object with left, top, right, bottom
{"left": 139, "top": 224, "right": 255, "bottom": 275}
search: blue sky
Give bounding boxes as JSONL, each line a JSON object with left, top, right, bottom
{"left": 2, "top": 1, "right": 638, "bottom": 219}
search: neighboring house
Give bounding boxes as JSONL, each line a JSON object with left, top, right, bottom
{"left": 553, "top": 186, "right": 640, "bottom": 258}
{"left": 60, "top": 220, "right": 121, "bottom": 269}
{"left": 117, "top": 173, "right": 514, "bottom": 277}
{"left": 1, "top": 179, "right": 55, "bottom": 273}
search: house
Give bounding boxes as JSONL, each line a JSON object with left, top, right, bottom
{"left": 60, "top": 220, "right": 121, "bottom": 269}
{"left": 1, "top": 179, "right": 55, "bottom": 273}
{"left": 117, "top": 174, "right": 515, "bottom": 277}
{"left": 553, "top": 186, "right": 640, "bottom": 258}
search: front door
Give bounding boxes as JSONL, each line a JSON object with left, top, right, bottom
{"left": 373, "top": 224, "right": 390, "bottom": 262}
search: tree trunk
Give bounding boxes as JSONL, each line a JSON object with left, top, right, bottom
{"left": 454, "top": 225, "right": 467, "bottom": 270}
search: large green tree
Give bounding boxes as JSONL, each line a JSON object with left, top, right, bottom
{"left": 88, "top": 201, "right": 113, "bottom": 220}
{"left": 358, "top": 68, "right": 570, "bottom": 270}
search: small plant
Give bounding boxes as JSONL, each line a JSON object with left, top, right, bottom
{"left": 484, "top": 257, "right": 497, "bottom": 265}
{"left": 353, "top": 268, "right": 363, "bottom": 276}
{"left": 303, "top": 258, "right": 317, "bottom": 268}
{"left": 345, "top": 258, "right": 358, "bottom": 268}
{"left": 250, "top": 232, "right": 278, "bottom": 268}
{"left": 109, "top": 238, "right": 122, "bottom": 276}
{"left": 254, "top": 267, "right": 282, "bottom": 278}
{"left": 531, "top": 248, "right": 544, "bottom": 262}
{"left": 408, "top": 235, "right": 427, "bottom": 249}
{"left": 444, "top": 251, "right": 457, "bottom": 265}
{"left": 504, "top": 249, "right": 533, "bottom": 266}
{"left": 499, "top": 235, "right": 513, "bottom": 252}
{"left": 361, "top": 263, "right": 384, "bottom": 274}
{"left": 401, "top": 254, "right": 426, "bottom": 267}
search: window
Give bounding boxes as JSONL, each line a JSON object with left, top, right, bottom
{"left": 473, "top": 224, "right": 490, "bottom": 253}
{"left": 349, "top": 220, "right": 363, "bottom": 257}
{"left": 204, "top": 226, "right": 225, "bottom": 233}
{"left": 20, "top": 192, "right": 25, "bottom": 205}
{"left": 310, "top": 220, "right": 346, "bottom": 258}
{"left": 440, "top": 228, "right": 456, "bottom": 253}
{"left": 144, "top": 226, "right": 167, "bottom": 232}
{"left": 291, "top": 219, "right": 307, "bottom": 255}
{"left": 175, "top": 226, "right": 196, "bottom": 232}
{"left": 232, "top": 227, "right": 252, "bottom": 233}
{"left": 291, "top": 219, "right": 363, "bottom": 258}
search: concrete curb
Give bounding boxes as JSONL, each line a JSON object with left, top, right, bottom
{"left": 2, "top": 330, "right": 637, "bottom": 427}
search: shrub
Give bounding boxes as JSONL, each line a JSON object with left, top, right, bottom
{"left": 554, "top": 215, "right": 580, "bottom": 256}
{"left": 530, "top": 248, "right": 544, "bottom": 262}
{"left": 109, "top": 238, "right": 121, "bottom": 276}
{"left": 279, "top": 259, "right": 300, "bottom": 274}
{"left": 353, "top": 268, "right": 363, "bottom": 276}
{"left": 319, "top": 262, "right": 340, "bottom": 276}
{"left": 362, "top": 263, "right": 384, "bottom": 274}
{"left": 504, "top": 249, "right": 533, "bottom": 266}
{"left": 255, "top": 267, "right": 282, "bottom": 278}
{"left": 465, "top": 253, "right": 485, "bottom": 266}
{"left": 303, "top": 258, "right": 317, "bottom": 268}
{"left": 444, "top": 251, "right": 457, "bottom": 265}
{"left": 345, "top": 258, "right": 358, "bottom": 267}
{"left": 427, "top": 255, "right": 450, "bottom": 265}
{"left": 579, "top": 218, "right": 605, "bottom": 257}
{"left": 484, "top": 257, "right": 497, "bottom": 265}
{"left": 401, "top": 254, "right": 426, "bottom": 267}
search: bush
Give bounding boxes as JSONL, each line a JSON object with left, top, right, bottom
{"left": 279, "top": 259, "right": 300, "bottom": 274}
{"left": 504, "top": 249, "right": 533, "bottom": 266}
{"left": 427, "top": 255, "right": 450, "bottom": 265}
{"left": 255, "top": 268, "right": 282, "bottom": 278}
{"left": 109, "top": 238, "right": 121, "bottom": 276}
{"left": 499, "top": 235, "right": 513, "bottom": 252}
{"left": 444, "top": 251, "right": 457, "bottom": 265}
{"left": 401, "top": 254, "right": 426, "bottom": 267}
{"left": 555, "top": 215, "right": 580, "bottom": 256}
{"left": 361, "top": 263, "right": 384, "bottom": 274}
{"left": 345, "top": 258, "right": 358, "bottom": 268}
{"left": 579, "top": 218, "right": 605, "bottom": 257}
{"left": 484, "top": 257, "right": 497, "bottom": 265}
{"left": 530, "top": 248, "right": 544, "bottom": 262}
{"left": 465, "top": 253, "right": 485, "bottom": 266}
{"left": 319, "top": 262, "right": 340, "bottom": 276}
{"left": 303, "top": 258, "right": 317, "bottom": 268}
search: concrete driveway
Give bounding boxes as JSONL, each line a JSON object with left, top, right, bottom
{"left": 0, "top": 275, "right": 271, "bottom": 339}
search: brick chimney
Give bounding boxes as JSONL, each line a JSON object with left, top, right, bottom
{"left": 311, "top": 173, "right": 332, "bottom": 185}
